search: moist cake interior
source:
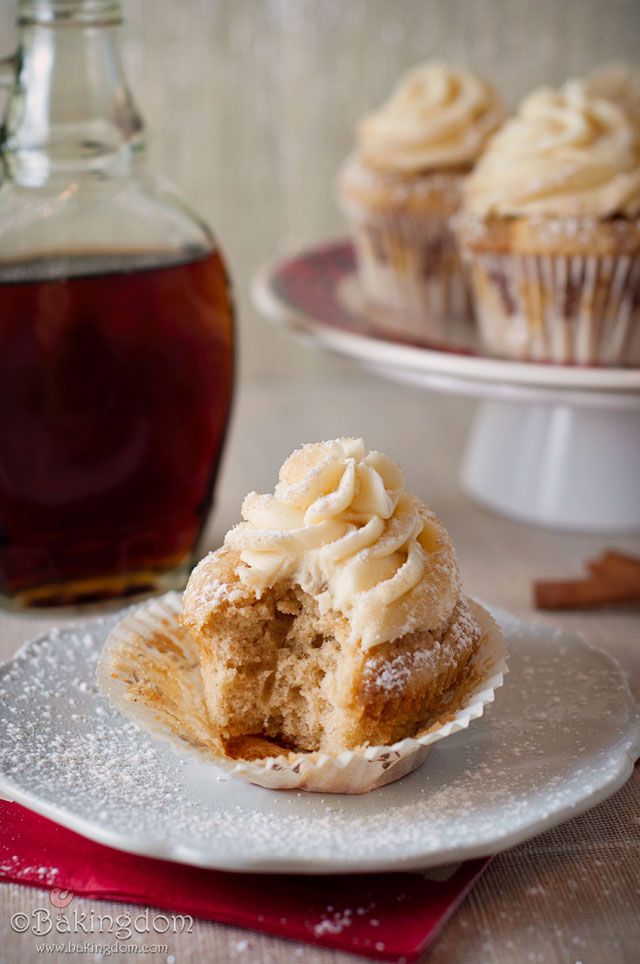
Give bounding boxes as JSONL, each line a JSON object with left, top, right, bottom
{"left": 195, "top": 578, "right": 480, "bottom": 758}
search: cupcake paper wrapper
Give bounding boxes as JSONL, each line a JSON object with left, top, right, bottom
{"left": 460, "top": 248, "right": 640, "bottom": 365}
{"left": 340, "top": 200, "right": 473, "bottom": 343}
{"left": 97, "top": 592, "right": 507, "bottom": 795}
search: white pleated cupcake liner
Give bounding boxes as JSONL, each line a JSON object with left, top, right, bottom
{"left": 460, "top": 248, "right": 640, "bottom": 365}
{"left": 97, "top": 592, "right": 507, "bottom": 794}
{"left": 340, "top": 198, "right": 474, "bottom": 343}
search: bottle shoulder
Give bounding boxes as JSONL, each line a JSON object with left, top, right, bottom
{"left": 0, "top": 172, "right": 215, "bottom": 260}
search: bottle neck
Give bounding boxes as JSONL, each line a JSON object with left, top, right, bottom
{"left": 2, "top": 1, "right": 145, "bottom": 187}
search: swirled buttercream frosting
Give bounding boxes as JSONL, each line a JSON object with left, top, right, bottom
{"left": 586, "top": 63, "right": 640, "bottom": 129}
{"left": 223, "top": 438, "right": 460, "bottom": 650}
{"left": 464, "top": 80, "right": 640, "bottom": 218}
{"left": 357, "top": 61, "right": 504, "bottom": 172}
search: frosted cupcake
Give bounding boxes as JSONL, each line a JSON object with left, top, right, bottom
{"left": 337, "top": 62, "right": 504, "bottom": 342}
{"left": 454, "top": 81, "right": 640, "bottom": 365}
{"left": 99, "top": 438, "right": 506, "bottom": 793}
{"left": 182, "top": 438, "right": 504, "bottom": 780}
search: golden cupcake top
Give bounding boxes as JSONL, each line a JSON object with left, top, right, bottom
{"left": 220, "top": 438, "right": 460, "bottom": 650}
{"left": 357, "top": 61, "right": 504, "bottom": 173}
{"left": 464, "top": 80, "right": 640, "bottom": 219}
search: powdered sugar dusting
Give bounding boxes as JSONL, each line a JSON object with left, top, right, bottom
{"left": 192, "top": 575, "right": 233, "bottom": 611}
{"left": 0, "top": 605, "right": 637, "bottom": 872}
{"left": 185, "top": 556, "right": 250, "bottom": 622}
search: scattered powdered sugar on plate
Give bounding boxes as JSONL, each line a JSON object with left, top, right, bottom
{"left": 0, "top": 602, "right": 638, "bottom": 873}
{"left": 312, "top": 908, "right": 354, "bottom": 936}
{"left": 0, "top": 854, "right": 59, "bottom": 886}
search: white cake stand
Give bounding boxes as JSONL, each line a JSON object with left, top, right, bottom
{"left": 252, "top": 240, "right": 640, "bottom": 533}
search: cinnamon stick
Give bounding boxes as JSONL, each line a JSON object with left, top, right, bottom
{"left": 534, "top": 549, "right": 640, "bottom": 611}
{"left": 586, "top": 549, "right": 640, "bottom": 581}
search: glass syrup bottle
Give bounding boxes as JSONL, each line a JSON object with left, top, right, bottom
{"left": 0, "top": 0, "right": 235, "bottom": 608}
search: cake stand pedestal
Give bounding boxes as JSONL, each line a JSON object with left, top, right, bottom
{"left": 252, "top": 240, "right": 640, "bottom": 533}
{"left": 462, "top": 401, "right": 640, "bottom": 532}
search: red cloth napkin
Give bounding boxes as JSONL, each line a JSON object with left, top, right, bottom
{"left": 0, "top": 801, "right": 490, "bottom": 961}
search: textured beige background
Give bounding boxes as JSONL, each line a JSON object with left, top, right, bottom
{"left": 2, "top": 0, "right": 639, "bottom": 379}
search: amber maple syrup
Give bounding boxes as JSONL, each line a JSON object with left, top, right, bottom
{"left": 0, "top": 248, "right": 234, "bottom": 608}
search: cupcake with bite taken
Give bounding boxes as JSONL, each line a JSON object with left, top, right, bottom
{"left": 337, "top": 62, "right": 505, "bottom": 343}
{"left": 454, "top": 80, "right": 640, "bottom": 365}
{"left": 180, "top": 437, "right": 505, "bottom": 791}
{"left": 99, "top": 438, "right": 506, "bottom": 793}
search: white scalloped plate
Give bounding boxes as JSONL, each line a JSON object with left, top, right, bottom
{"left": 0, "top": 603, "right": 638, "bottom": 874}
